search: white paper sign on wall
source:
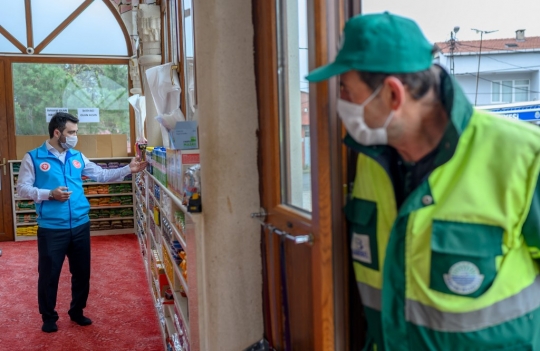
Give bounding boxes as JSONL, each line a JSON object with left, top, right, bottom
{"left": 45, "top": 108, "right": 69, "bottom": 122}
{"left": 77, "top": 108, "right": 100, "bottom": 123}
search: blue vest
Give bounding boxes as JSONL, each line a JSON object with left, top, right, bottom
{"left": 28, "top": 143, "right": 90, "bottom": 229}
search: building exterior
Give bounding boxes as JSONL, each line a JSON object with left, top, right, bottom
{"left": 436, "top": 31, "right": 540, "bottom": 107}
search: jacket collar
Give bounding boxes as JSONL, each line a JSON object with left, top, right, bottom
{"left": 344, "top": 65, "right": 473, "bottom": 169}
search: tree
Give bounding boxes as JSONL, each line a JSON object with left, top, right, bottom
{"left": 13, "top": 63, "right": 129, "bottom": 138}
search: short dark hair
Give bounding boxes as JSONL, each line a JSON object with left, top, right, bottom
{"left": 48, "top": 112, "right": 79, "bottom": 138}
{"left": 357, "top": 65, "right": 441, "bottom": 101}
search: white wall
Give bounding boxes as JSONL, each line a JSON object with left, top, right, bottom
{"left": 193, "top": 0, "right": 263, "bottom": 350}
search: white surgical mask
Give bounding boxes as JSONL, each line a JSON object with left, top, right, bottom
{"left": 60, "top": 135, "right": 78, "bottom": 149}
{"left": 337, "top": 86, "right": 394, "bottom": 146}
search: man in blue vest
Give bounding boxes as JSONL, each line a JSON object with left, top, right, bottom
{"left": 17, "top": 112, "right": 148, "bottom": 333}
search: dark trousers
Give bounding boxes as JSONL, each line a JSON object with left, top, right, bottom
{"left": 37, "top": 222, "right": 91, "bottom": 323}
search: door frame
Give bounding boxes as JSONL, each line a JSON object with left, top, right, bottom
{"left": 254, "top": 0, "right": 343, "bottom": 349}
{"left": 0, "top": 59, "right": 14, "bottom": 241}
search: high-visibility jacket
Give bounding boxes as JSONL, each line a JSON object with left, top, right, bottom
{"left": 28, "top": 143, "right": 90, "bottom": 229}
{"left": 345, "top": 69, "right": 540, "bottom": 351}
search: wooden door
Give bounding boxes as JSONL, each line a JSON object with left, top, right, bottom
{"left": 254, "top": 0, "right": 344, "bottom": 349}
{"left": 0, "top": 59, "right": 15, "bottom": 241}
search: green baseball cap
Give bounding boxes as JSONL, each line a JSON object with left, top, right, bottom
{"left": 306, "top": 12, "right": 434, "bottom": 82}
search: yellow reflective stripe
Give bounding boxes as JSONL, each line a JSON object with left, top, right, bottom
{"left": 357, "top": 282, "right": 382, "bottom": 311}
{"left": 406, "top": 275, "right": 540, "bottom": 332}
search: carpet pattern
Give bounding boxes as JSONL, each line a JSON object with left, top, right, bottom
{"left": 0, "top": 234, "right": 163, "bottom": 350}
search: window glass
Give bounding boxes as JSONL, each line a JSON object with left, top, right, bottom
{"left": 163, "top": 6, "right": 170, "bottom": 62}
{"left": 502, "top": 80, "right": 513, "bottom": 103}
{"left": 277, "top": 0, "right": 312, "bottom": 212}
{"left": 40, "top": 0, "right": 127, "bottom": 56}
{"left": 181, "top": 0, "right": 196, "bottom": 120}
{"left": 492, "top": 82, "right": 501, "bottom": 102}
{"left": 0, "top": 35, "right": 19, "bottom": 54}
{"left": 183, "top": 1, "right": 194, "bottom": 58}
{"left": 0, "top": 1, "right": 26, "bottom": 48}
{"left": 31, "top": 0, "right": 85, "bottom": 46}
{"left": 169, "top": 0, "right": 179, "bottom": 65}
{"left": 515, "top": 81, "right": 529, "bottom": 102}
{"left": 13, "top": 63, "right": 131, "bottom": 152}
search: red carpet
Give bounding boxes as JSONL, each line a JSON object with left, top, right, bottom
{"left": 0, "top": 234, "right": 163, "bottom": 350}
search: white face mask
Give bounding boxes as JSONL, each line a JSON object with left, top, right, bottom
{"left": 60, "top": 135, "right": 78, "bottom": 149}
{"left": 337, "top": 86, "right": 394, "bottom": 146}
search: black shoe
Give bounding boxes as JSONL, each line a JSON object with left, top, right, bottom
{"left": 42, "top": 321, "right": 58, "bottom": 333}
{"left": 70, "top": 315, "right": 92, "bottom": 326}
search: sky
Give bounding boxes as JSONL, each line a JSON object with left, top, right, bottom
{"left": 362, "top": 0, "right": 540, "bottom": 44}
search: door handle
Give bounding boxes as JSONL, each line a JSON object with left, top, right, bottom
{"left": 0, "top": 158, "right": 6, "bottom": 175}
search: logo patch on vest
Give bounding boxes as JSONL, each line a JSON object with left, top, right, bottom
{"left": 39, "top": 162, "right": 51, "bottom": 172}
{"left": 443, "top": 261, "right": 484, "bottom": 295}
{"left": 351, "top": 233, "right": 372, "bottom": 264}
{"left": 72, "top": 160, "right": 82, "bottom": 169}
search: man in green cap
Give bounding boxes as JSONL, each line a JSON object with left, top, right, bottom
{"left": 307, "top": 12, "right": 540, "bottom": 351}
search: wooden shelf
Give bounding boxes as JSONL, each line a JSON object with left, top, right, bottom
{"left": 83, "top": 181, "right": 132, "bottom": 185}
{"left": 13, "top": 195, "right": 31, "bottom": 201}
{"left": 15, "top": 222, "right": 37, "bottom": 226}
{"left": 90, "top": 217, "right": 134, "bottom": 222}
{"left": 85, "top": 193, "right": 133, "bottom": 197}
{"left": 173, "top": 290, "right": 190, "bottom": 331}
{"left": 167, "top": 216, "right": 187, "bottom": 250}
{"left": 163, "top": 242, "right": 189, "bottom": 296}
{"left": 137, "top": 165, "right": 198, "bottom": 351}
{"left": 14, "top": 228, "right": 135, "bottom": 241}
{"left": 89, "top": 205, "right": 133, "bottom": 210}
{"left": 145, "top": 171, "right": 192, "bottom": 219}
{"left": 14, "top": 235, "right": 39, "bottom": 241}
{"left": 89, "top": 228, "right": 135, "bottom": 236}
{"left": 10, "top": 158, "right": 136, "bottom": 242}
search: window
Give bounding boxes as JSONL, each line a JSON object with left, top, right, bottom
{"left": 181, "top": 0, "right": 196, "bottom": 120}
{"left": 492, "top": 80, "right": 529, "bottom": 103}
{"left": 1, "top": 1, "right": 132, "bottom": 154}
{"left": 0, "top": 0, "right": 128, "bottom": 56}
{"left": 277, "top": 0, "right": 312, "bottom": 212}
{"left": 514, "top": 80, "right": 530, "bottom": 102}
{"left": 13, "top": 63, "right": 131, "bottom": 152}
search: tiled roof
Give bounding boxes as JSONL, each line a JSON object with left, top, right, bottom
{"left": 436, "top": 36, "right": 540, "bottom": 54}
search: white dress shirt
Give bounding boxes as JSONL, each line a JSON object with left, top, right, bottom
{"left": 17, "top": 140, "right": 132, "bottom": 203}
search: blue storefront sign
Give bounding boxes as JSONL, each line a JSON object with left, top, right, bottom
{"left": 483, "top": 104, "right": 540, "bottom": 121}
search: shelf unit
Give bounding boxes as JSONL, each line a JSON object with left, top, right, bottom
{"left": 135, "top": 169, "right": 200, "bottom": 351}
{"left": 9, "top": 158, "right": 136, "bottom": 241}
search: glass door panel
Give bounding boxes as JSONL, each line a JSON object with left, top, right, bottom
{"left": 277, "top": 0, "right": 312, "bottom": 212}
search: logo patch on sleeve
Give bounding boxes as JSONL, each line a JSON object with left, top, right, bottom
{"left": 39, "top": 162, "right": 51, "bottom": 172}
{"left": 351, "top": 233, "right": 372, "bottom": 264}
